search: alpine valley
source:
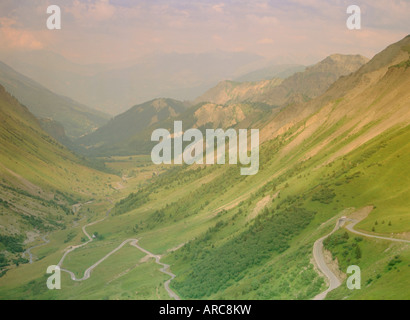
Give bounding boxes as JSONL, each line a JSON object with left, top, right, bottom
{"left": 0, "top": 35, "right": 409, "bottom": 300}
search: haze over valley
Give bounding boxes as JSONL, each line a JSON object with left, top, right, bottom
{"left": 0, "top": 0, "right": 409, "bottom": 301}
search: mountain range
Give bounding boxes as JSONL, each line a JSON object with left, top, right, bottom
{"left": 233, "top": 64, "right": 306, "bottom": 82}
{"left": 0, "top": 61, "right": 109, "bottom": 140}
{"left": 196, "top": 54, "right": 369, "bottom": 106}
{"left": 0, "top": 50, "right": 267, "bottom": 115}
{"left": 0, "top": 35, "right": 409, "bottom": 300}
{"left": 0, "top": 84, "right": 114, "bottom": 266}
{"left": 76, "top": 53, "right": 369, "bottom": 157}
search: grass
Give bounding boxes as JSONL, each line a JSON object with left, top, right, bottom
{"left": 2, "top": 120, "right": 408, "bottom": 300}
{"left": 326, "top": 230, "right": 410, "bottom": 300}
{"left": 1, "top": 59, "right": 409, "bottom": 300}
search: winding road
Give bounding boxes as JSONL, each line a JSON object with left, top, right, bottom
{"left": 57, "top": 201, "right": 180, "bottom": 300}
{"left": 345, "top": 219, "right": 410, "bottom": 244}
{"left": 130, "top": 240, "right": 180, "bottom": 300}
{"left": 57, "top": 207, "right": 112, "bottom": 268}
{"left": 312, "top": 218, "right": 345, "bottom": 300}
{"left": 24, "top": 234, "right": 50, "bottom": 264}
{"left": 313, "top": 215, "right": 410, "bottom": 300}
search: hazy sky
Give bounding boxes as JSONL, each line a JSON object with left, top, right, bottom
{"left": 0, "top": 0, "right": 409, "bottom": 65}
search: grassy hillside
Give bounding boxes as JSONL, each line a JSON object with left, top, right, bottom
{"left": 0, "top": 61, "right": 109, "bottom": 139}
{"left": 80, "top": 99, "right": 278, "bottom": 157}
{"left": 76, "top": 98, "right": 189, "bottom": 156}
{"left": 0, "top": 36, "right": 409, "bottom": 300}
{"left": 0, "top": 85, "right": 117, "bottom": 275}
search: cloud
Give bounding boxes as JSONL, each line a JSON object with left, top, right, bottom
{"left": 0, "top": 17, "right": 43, "bottom": 50}
{"left": 0, "top": 0, "right": 408, "bottom": 64}
{"left": 258, "top": 38, "right": 274, "bottom": 45}
{"left": 67, "top": 0, "right": 117, "bottom": 23}
{"left": 245, "top": 14, "right": 279, "bottom": 27}
{"left": 212, "top": 3, "right": 225, "bottom": 13}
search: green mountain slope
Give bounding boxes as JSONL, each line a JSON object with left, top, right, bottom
{"left": 0, "top": 61, "right": 109, "bottom": 139}
{"left": 66, "top": 36, "right": 408, "bottom": 300}
{"left": 161, "top": 36, "right": 410, "bottom": 300}
{"left": 77, "top": 54, "right": 367, "bottom": 158}
{"left": 75, "top": 98, "right": 190, "bottom": 156}
{"left": 0, "top": 37, "right": 409, "bottom": 300}
{"left": 76, "top": 99, "right": 277, "bottom": 157}
{"left": 0, "top": 85, "right": 115, "bottom": 272}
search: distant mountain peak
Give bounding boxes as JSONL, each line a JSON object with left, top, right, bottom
{"left": 196, "top": 53, "right": 368, "bottom": 107}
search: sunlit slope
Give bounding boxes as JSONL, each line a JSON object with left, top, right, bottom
{"left": 1, "top": 37, "right": 409, "bottom": 300}
{"left": 76, "top": 54, "right": 368, "bottom": 158}
{"left": 160, "top": 36, "right": 410, "bottom": 299}
{"left": 57, "top": 36, "right": 409, "bottom": 300}
{"left": 0, "top": 85, "right": 115, "bottom": 195}
{"left": 166, "top": 60, "right": 410, "bottom": 300}
{"left": 193, "top": 78, "right": 283, "bottom": 105}
{"left": 195, "top": 54, "right": 368, "bottom": 106}
{"left": 0, "top": 85, "right": 116, "bottom": 247}
{"left": 76, "top": 99, "right": 272, "bottom": 157}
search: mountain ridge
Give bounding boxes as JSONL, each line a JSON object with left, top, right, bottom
{"left": 195, "top": 54, "right": 369, "bottom": 107}
{"left": 0, "top": 60, "right": 109, "bottom": 139}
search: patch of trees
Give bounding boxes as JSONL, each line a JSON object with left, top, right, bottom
{"left": 386, "top": 255, "right": 402, "bottom": 271}
{"left": 172, "top": 206, "right": 315, "bottom": 298}
{"left": 54, "top": 190, "right": 76, "bottom": 205}
{"left": 0, "top": 234, "right": 24, "bottom": 253}
{"left": 324, "top": 232, "right": 362, "bottom": 270}
{"left": 0, "top": 183, "right": 73, "bottom": 216}
{"left": 0, "top": 253, "right": 8, "bottom": 268}
{"left": 0, "top": 198, "right": 10, "bottom": 208}
{"left": 64, "top": 231, "right": 77, "bottom": 243}
{"left": 113, "top": 190, "right": 150, "bottom": 215}
{"left": 311, "top": 185, "right": 336, "bottom": 204}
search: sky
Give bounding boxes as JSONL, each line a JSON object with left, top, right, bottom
{"left": 0, "top": 0, "right": 409, "bottom": 65}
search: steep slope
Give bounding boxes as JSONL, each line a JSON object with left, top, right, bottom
{"left": 76, "top": 98, "right": 277, "bottom": 157}
{"left": 76, "top": 98, "right": 189, "bottom": 156}
{"left": 77, "top": 36, "right": 409, "bottom": 300}
{"left": 38, "top": 118, "right": 73, "bottom": 148}
{"left": 0, "top": 61, "right": 109, "bottom": 139}
{"left": 196, "top": 54, "right": 368, "bottom": 106}
{"left": 0, "top": 85, "right": 115, "bottom": 270}
{"left": 82, "top": 54, "right": 368, "bottom": 157}
{"left": 1, "top": 37, "right": 409, "bottom": 301}
{"left": 165, "top": 36, "right": 410, "bottom": 300}
{"left": 260, "top": 37, "right": 410, "bottom": 144}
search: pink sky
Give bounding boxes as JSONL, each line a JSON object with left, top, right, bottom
{"left": 0, "top": 0, "right": 409, "bottom": 65}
